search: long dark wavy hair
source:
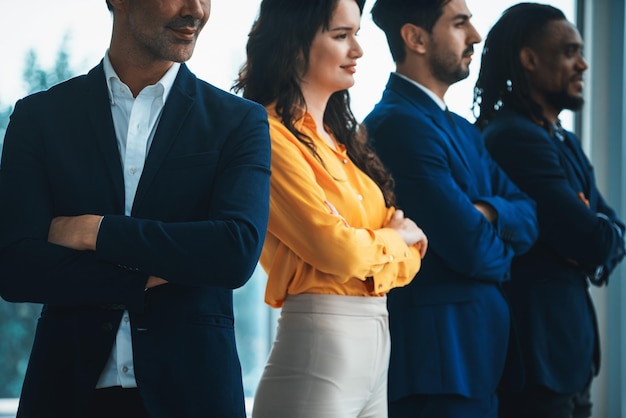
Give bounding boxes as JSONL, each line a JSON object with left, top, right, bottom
{"left": 233, "top": 0, "right": 396, "bottom": 206}
{"left": 473, "top": 3, "right": 566, "bottom": 130}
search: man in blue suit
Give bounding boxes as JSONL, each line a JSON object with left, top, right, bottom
{"left": 363, "top": 0, "right": 538, "bottom": 416}
{"left": 475, "top": 4, "right": 625, "bottom": 418}
{"left": 0, "top": 1, "right": 270, "bottom": 417}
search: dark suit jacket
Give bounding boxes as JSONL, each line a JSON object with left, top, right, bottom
{"left": 0, "top": 63, "right": 271, "bottom": 417}
{"left": 363, "top": 74, "right": 538, "bottom": 401}
{"left": 483, "top": 107, "right": 625, "bottom": 393}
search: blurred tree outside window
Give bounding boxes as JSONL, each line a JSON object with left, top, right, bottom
{"left": 0, "top": 41, "right": 73, "bottom": 398}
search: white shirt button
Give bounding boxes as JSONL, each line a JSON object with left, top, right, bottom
{"left": 122, "top": 366, "right": 129, "bottom": 373}
{"left": 357, "top": 194, "right": 363, "bottom": 201}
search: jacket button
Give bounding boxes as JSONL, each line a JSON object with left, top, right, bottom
{"left": 101, "top": 322, "right": 114, "bottom": 332}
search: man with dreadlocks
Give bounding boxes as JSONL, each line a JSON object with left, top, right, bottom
{"left": 475, "top": 3, "right": 625, "bottom": 418}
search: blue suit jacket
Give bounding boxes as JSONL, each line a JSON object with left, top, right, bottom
{"left": 0, "top": 63, "right": 271, "bottom": 417}
{"left": 483, "top": 108, "right": 625, "bottom": 393}
{"left": 363, "top": 74, "right": 538, "bottom": 401}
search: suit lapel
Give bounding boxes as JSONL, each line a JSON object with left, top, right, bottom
{"left": 555, "top": 130, "right": 590, "bottom": 197}
{"left": 85, "top": 63, "right": 125, "bottom": 212}
{"left": 437, "top": 108, "right": 473, "bottom": 174}
{"left": 132, "top": 65, "right": 196, "bottom": 214}
{"left": 388, "top": 75, "right": 473, "bottom": 174}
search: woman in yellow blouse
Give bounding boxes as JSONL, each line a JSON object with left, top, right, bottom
{"left": 234, "top": 0, "right": 427, "bottom": 416}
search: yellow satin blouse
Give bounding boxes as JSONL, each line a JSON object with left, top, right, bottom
{"left": 260, "top": 106, "right": 422, "bottom": 308}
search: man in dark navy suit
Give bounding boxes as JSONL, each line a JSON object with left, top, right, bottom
{"left": 363, "top": 0, "right": 539, "bottom": 417}
{"left": 475, "top": 3, "right": 625, "bottom": 418}
{"left": 0, "top": 0, "right": 271, "bottom": 417}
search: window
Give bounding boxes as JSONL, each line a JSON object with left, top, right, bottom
{"left": 0, "top": 0, "right": 577, "bottom": 415}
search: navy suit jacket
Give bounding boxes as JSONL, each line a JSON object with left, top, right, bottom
{"left": 0, "top": 63, "right": 271, "bottom": 417}
{"left": 363, "top": 74, "right": 538, "bottom": 401}
{"left": 483, "top": 107, "right": 625, "bottom": 393}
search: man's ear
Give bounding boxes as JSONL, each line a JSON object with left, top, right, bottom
{"left": 520, "top": 47, "right": 538, "bottom": 71}
{"left": 400, "top": 23, "right": 428, "bottom": 55}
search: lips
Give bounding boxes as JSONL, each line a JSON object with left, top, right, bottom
{"left": 462, "top": 45, "right": 474, "bottom": 57}
{"left": 571, "top": 74, "right": 584, "bottom": 87}
{"left": 169, "top": 26, "right": 197, "bottom": 41}
{"left": 167, "top": 17, "right": 201, "bottom": 41}
{"left": 341, "top": 64, "right": 357, "bottom": 74}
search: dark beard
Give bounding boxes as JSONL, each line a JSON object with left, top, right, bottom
{"left": 545, "top": 90, "right": 584, "bottom": 112}
{"left": 433, "top": 63, "right": 469, "bottom": 86}
{"left": 429, "top": 45, "right": 472, "bottom": 86}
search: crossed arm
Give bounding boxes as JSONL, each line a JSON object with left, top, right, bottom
{"left": 48, "top": 215, "right": 166, "bottom": 289}
{"left": 0, "top": 97, "right": 271, "bottom": 306}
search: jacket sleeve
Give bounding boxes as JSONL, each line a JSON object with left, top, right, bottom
{"left": 478, "top": 153, "right": 539, "bottom": 255}
{"left": 0, "top": 95, "right": 271, "bottom": 308}
{"left": 485, "top": 122, "right": 625, "bottom": 282}
{"left": 0, "top": 97, "right": 148, "bottom": 308}
{"left": 370, "top": 112, "right": 537, "bottom": 283}
{"left": 591, "top": 193, "right": 625, "bottom": 284}
{"left": 95, "top": 103, "right": 271, "bottom": 289}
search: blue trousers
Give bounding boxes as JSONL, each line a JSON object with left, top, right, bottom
{"left": 498, "top": 382, "right": 592, "bottom": 418}
{"left": 388, "top": 393, "right": 498, "bottom": 418}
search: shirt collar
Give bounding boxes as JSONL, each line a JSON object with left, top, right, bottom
{"left": 267, "top": 103, "right": 312, "bottom": 131}
{"left": 266, "top": 103, "right": 345, "bottom": 151}
{"left": 394, "top": 72, "right": 447, "bottom": 111}
{"left": 103, "top": 51, "right": 180, "bottom": 105}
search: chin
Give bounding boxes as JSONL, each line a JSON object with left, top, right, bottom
{"left": 337, "top": 82, "right": 355, "bottom": 92}
{"left": 565, "top": 97, "right": 584, "bottom": 111}
{"left": 546, "top": 90, "right": 584, "bottom": 112}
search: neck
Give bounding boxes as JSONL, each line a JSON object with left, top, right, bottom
{"left": 527, "top": 91, "right": 560, "bottom": 125}
{"left": 300, "top": 85, "right": 337, "bottom": 150}
{"left": 108, "top": 41, "right": 174, "bottom": 97}
{"left": 396, "top": 62, "right": 449, "bottom": 101}
{"left": 301, "top": 85, "right": 330, "bottom": 129}
{"left": 544, "top": 112, "right": 561, "bottom": 126}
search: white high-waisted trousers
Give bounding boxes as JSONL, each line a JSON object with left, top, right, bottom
{"left": 252, "top": 293, "right": 391, "bottom": 418}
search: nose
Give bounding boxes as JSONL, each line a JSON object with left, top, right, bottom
{"left": 467, "top": 21, "right": 482, "bottom": 45}
{"left": 181, "top": 0, "right": 209, "bottom": 21}
{"left": 578, "top": 53, "right": 589, "bottom": 72}
{"left": 351, "top": 36, "right": 363, "bottom": 59}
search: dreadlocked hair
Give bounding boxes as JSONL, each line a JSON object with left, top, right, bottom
{"left": 473, "top": 2, "right": 566, "bottom": 131}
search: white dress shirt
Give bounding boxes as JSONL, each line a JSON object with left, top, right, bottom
{"left": 394, "top": 72, "right": 447, "bottom": 111}
{"left": 96, "top": 53, "right": 180, "bottom": 389}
